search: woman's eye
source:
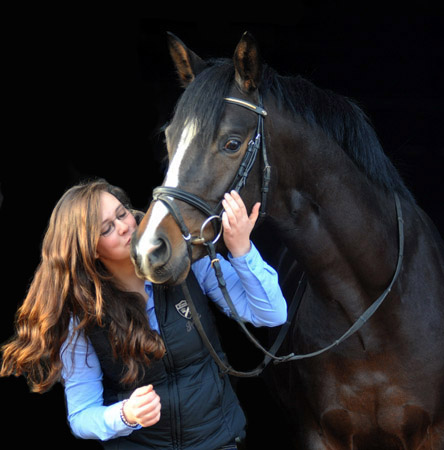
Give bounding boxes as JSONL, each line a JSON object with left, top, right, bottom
{"left": 118, "top": 210, "right": 128, "bottom": 220}
{"left": 101, "top": 224, "right": 113, "bottom": 236}
{"left": 223, "top": 139, "right": 242, "bottom": 153}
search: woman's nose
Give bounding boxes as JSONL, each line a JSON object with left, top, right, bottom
{"left": 117, "top": 219, "right": 129, "bottom": 234}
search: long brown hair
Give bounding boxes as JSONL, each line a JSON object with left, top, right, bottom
{"left": 1, "top": 179, "right": 165, "bottom": 393}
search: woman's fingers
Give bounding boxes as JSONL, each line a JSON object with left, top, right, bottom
{"left": 125, "top": 384, "right": 162, "bottom": 427}
{"left": 137, "top": 393, "right": 161, "bottom": 427}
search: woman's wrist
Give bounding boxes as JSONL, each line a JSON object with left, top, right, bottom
{"left": 120, "top": 399, "right": 139, "bottom": 428}
{"left": 229, "top": 240, "right": 251, "bottom": 258}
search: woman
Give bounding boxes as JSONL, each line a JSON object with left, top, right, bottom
{"left": 1, "top": 179, "right": 287, "bottom": 449}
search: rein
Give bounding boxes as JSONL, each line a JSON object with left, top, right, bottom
{"left": 182, "top": 193, "right": 404, "bottom": 376}
{"left": 151, "top": 96, "right": 405, "bottom": 377}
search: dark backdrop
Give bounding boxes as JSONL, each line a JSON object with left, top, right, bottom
{"left": 1, "top": 4, "right": 442, "bottom": 448}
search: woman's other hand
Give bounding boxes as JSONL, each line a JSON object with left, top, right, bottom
{"left": 123, "top": 384, "right": 161, "bottom": 428}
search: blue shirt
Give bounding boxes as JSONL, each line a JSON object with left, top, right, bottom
{"left": 61, "top": 243, "right": 287, "bottom": 441}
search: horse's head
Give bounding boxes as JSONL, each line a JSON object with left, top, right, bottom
{"left": 131, "top": 32, "right": 267, "bottom": 284}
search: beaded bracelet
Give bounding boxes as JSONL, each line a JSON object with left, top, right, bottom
{"left": 120, "top": 399, "right": 139, "bottom": 428}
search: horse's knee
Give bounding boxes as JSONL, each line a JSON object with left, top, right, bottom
{"left": 320, "top": 408, "right": 354, "bottom": 449}
{"left": 400, "top": 405, "right": 431, "bottom": 449}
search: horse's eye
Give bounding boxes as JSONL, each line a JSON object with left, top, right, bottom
{"left": 223, "top": 139, "right": 242, "bottom": 153}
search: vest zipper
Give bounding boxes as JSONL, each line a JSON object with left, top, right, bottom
{"left": 162, "top": 337, "right": 182, "bottom": 449}
{"left": 156, "top": 295, "right": 182, "bottom": 449}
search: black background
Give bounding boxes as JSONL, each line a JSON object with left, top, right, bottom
{"left": 1, "top": 4, "right": 442, "bottom": 448}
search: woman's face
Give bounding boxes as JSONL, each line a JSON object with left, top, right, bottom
{"left": 96, "top": 191, "right": 137, "bottom": 264}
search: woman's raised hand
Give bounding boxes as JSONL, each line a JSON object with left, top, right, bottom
{"left": 222, "top": 191, "right": 260, "bottom": 258}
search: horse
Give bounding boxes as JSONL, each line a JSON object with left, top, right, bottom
{"left": 131, "top": 32, "right": 444, "bottom": 449}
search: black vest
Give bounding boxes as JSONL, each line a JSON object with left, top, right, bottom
{"left": 88, "top": 273, "right": 246, "bottom": 449}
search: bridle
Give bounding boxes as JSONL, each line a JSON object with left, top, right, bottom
{"left": 150, "top": 95, "right": 405, "bottom": 377}
{"left": 152, "top": 95, "right": 270, "bottom": 253}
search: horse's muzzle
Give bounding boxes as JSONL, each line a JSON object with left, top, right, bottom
{"left": 130, "top": 231, "right": 190, "bottom": 285}
{"left": 131, "top": 233, "right": 167, "bottom": 271}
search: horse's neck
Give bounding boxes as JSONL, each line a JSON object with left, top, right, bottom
{"left": 271, "top": 131, "right": 400, "bottom": 314}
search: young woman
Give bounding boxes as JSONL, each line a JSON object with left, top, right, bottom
{"left": 1, "top": 179, "right": 287, "bottom": 449}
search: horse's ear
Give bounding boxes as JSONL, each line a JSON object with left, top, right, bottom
{"left": 233, "top": 32, "right": 262, "bottom": 93}
{"left": 167, "top": 32, "right": 207, "bottom": 88}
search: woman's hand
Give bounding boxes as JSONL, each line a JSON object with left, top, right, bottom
{"left": 222, "top": 191, "right": 260, "bottom": 258}
{"left": 123, "top": 384, "right": 161, "bottom": 428}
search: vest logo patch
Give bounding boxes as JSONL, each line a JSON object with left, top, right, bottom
{"left": 175, "top": 299, "right": 192, "bottom": 320}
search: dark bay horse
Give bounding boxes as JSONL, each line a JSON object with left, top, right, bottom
{"left": 132, "top": 32, "right": 444, "bottom": 449}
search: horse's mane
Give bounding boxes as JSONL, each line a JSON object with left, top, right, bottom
{"left": 170, "top": 58, "right": 414, "bottom": 202}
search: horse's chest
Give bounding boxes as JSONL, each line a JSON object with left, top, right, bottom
{"left": 324, "top": 372, "right": 405, "bottom": 424}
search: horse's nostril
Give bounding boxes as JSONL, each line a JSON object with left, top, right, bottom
{"left": 148, "top": 237, "right": 170, "bottom": 268}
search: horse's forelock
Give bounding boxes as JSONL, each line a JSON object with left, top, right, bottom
{"left": 169, "top": 59, "right": 234, "bottom": 147}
